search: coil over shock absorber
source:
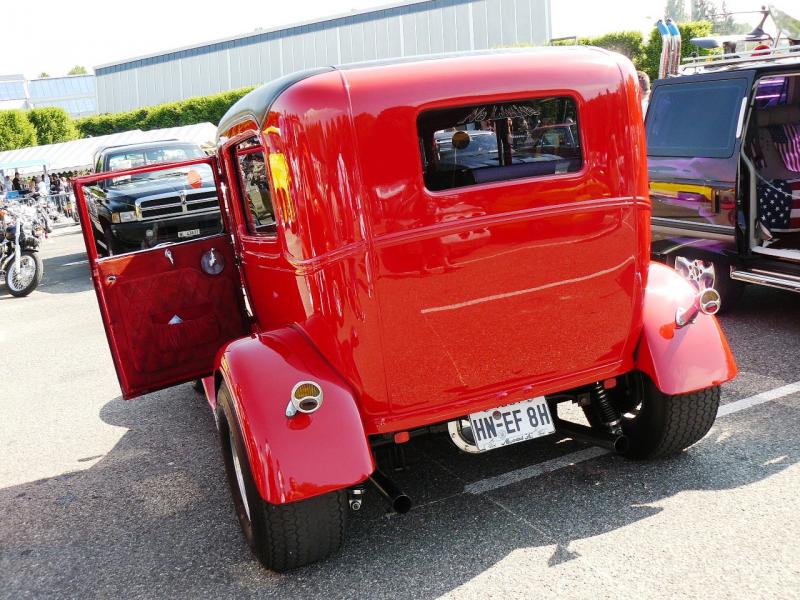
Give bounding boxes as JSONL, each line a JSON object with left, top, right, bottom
{"left": 590, "top": 381, "right": 622, "bottom": 435}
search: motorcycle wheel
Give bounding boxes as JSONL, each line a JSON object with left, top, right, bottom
{"left": 5, "top": 251, "right": 43, "bottom": 297}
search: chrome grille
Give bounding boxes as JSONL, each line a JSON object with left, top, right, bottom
{"left": 136, "top": 190, "right": 219, "bottom": 221}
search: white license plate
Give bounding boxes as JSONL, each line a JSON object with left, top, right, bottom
{"left": 178, "top": 228, "right": 201, "bottom": 239}
{"left": 469, "top": 397, "right": 555, "bottom": 452}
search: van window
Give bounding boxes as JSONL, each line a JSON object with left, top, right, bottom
{"left": 419, "top": 97, "right": 582, "bottom": 191}
{"left": 646, "top": 78, "right": 749, "bottom": 158}
{"left": 233, "top": 137, "right": 276, "bottom": 235}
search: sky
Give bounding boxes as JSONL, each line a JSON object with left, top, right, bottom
{"left": 0, "top": 0, "right": 762, "bottom": 79}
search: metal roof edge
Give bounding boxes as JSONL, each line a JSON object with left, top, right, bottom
{"left": 94, "top": 0, "right": 437, "bottom": 71}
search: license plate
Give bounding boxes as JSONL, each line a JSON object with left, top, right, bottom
{"left": 469, "top": 397, "right": 555, "bottom": 452}
{"left": 178, "top": 228, "right": 201, "bottom": 239}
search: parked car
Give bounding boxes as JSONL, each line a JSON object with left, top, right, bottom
{"left": 74, "top": 47, "right": 736, "bottom": 572}
{"left": 86, "top": 140, "right": 222, "bottom": 256}
{"left": 645, "top": 7, "right": 800, "bottom": 308}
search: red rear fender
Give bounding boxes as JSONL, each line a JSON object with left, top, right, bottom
{"left": 215, "top": 328, "right": 374, "bottom": 504}
{"left": 635, "top": 263, "right": 737, "bottom": 395}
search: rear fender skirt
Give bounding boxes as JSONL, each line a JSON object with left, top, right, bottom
{"left": 635, "top": 262, "right": 737, "bottom": 395}
{"left": 215, "top": 327, "right": 374, "bottom": 504}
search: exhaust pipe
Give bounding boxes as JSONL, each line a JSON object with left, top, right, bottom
{"left": 667, "top": 18, "right": 682, "bottom": 75}
{"left": 657, "top": 19, "right": 671, "bottom": 79}
{"left": 369, "top": 470, "right": 412, "bottom": 514}
{"left": 554, "top": 418, "right": 630, "bottom": 454}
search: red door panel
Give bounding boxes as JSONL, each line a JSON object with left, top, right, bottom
{"left": 75, "top": 158, "right": 250, "bottom": 399}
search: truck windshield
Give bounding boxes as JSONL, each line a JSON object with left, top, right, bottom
{"left": 646, "top": 78, "right": 749, "bottom": 159}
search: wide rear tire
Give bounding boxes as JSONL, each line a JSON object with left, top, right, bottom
{"left": 584, "top": 374, "right": 720, "bottom": 459}
{"left": 216, "top": 382, "right": 348, "bottom": 571}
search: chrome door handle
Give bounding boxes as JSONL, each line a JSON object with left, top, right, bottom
{"left": 106, "top": 275, "right": 117, "bottom": 283}
{"left": 165, "top": 248, "right": 174, "bottom": 266}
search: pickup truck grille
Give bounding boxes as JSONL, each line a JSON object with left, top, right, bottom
{"left": 137, "top": 190, "right": 219, "bottom": 220}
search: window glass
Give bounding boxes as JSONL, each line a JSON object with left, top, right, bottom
{"left": 234, "top": 137, "right": 276, "bottom": 235}
{"left": 419, "top": 97, "right": 582, "bottom": 191}
{"left": 106, "top": 145, "right": 204, "bottom": 171}
{"left": 646, "top": 78, "right": 749, "bottom": 158}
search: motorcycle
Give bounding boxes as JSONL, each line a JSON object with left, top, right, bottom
{"left": 0, "top": 203, "right": 44, "bottom": 297}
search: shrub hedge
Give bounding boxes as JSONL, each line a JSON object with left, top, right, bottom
{"left": 74, "top": 86, "right": 255, "bottom": 138}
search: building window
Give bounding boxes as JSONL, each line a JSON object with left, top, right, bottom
{"left": 418, "top": 96, "right": 582, "bottom": 191}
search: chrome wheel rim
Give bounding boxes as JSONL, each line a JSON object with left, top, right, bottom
{"left": 674, "top": 256, "right": 715, "bottom": 291}
{"left": 8, "top": 255, "right": 36, "bottom": 292}
{"left": 229, "top": 430, "right": 251, "bottom": 521}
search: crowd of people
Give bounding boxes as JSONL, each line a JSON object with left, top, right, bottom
{"left": 1, "top": 169, "right": 76, "bottom": 198}
{"left": 0, "top": 168, "right": 80, "bottom": 221}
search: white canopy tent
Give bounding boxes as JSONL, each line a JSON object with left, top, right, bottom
{"left": 0, "top": 122, "right": 217, "bottom": 176}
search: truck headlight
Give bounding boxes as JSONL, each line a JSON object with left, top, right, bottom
{"left": 111, "top": 211, "right": 136, "bottom": 223}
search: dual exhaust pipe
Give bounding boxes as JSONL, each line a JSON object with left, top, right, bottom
{"left": 657, "top": 18, "right": 682, "bottom": 79}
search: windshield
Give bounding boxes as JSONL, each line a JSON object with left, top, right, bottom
{"left": 107, "top": 163, "right": 214, "bottom": 190}
{"left": 646, "top": 78, "right": 749, "bottom": 158}
{"left": 107, "top": 145, "right": 205, "bottom": 172}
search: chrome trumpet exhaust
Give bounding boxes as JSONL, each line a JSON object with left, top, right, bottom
{"left": 676, "top": 287, "right": 721, "bottom": 327}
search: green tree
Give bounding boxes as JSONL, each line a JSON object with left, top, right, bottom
{"left": 664, "top": 0, "right": 688, "bottom": 22}
{"left": 27, "top": 107, "right": 79, "bottom": 145}
{"left": 38, "top": 72, "right": 50, "bottom": 78}
{"left": 0, "top": 110, "right": 37, "bottom": 151}
{"left": 67, "top": 65, "right": 88, "bottom": 75}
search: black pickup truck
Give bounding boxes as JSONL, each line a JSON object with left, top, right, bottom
{"left": 87, "top": 140, "right": 223, "bottom": 256}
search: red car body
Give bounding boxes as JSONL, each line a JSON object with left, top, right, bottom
{"left": 75, "top": 49, "right": 736, "bottom": 513}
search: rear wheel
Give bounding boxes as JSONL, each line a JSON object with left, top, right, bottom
{"left": 584, "top": 373, "right": 719, "bottom": 459}
{"left": 216, "top": 382, "right": 348, "bottom": 571}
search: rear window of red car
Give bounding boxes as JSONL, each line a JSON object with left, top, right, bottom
{"left": 418, "top": 96, "right": 582, "bottom": 191}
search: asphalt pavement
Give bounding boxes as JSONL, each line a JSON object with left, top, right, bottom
{"left": 1, "top": 226, "right": 798, "bottom": 599}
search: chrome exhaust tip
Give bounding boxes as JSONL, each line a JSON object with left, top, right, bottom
{"left": 698, "top": 287, "right": 721, "bottom": 316}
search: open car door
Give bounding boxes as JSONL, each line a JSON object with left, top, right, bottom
{"left": 75, "top": 157, "right": 250, "bottom": 399}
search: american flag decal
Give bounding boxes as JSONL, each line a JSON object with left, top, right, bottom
{"left": 770, "top": 124, "right": 800, "bottom": 173}
{"left": 757, "top": 178, "right": 800, "bottom": 233}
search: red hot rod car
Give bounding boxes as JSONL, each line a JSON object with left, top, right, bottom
{"left": 75, "top": 48, "right": 737, "bottom": 571}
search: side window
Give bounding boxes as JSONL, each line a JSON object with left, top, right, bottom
{"left": 233, "top": 136, "right": 276, "bottom": 235}
{"left": 646, "top": 78, "right": 749, "bottom": 158}
{"left": 419, "top": 96, "right": 582, "bottom": 191}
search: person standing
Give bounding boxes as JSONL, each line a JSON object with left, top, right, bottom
{"left": 12, "top": 171, "right": 22, "bottom": 192}
{"left": 637, "top": 71, "right": 651, "bottom": 114}
{"left": 3, "top": 175, "right": 12, "bottom": 193}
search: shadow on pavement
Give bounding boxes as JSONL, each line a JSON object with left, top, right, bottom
{"left": 1, "top": 382, "right": 796, "bottom": 600}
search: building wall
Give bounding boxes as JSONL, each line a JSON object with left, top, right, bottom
{"left": 96, "top": 0, "right": 551, "bottom": 114}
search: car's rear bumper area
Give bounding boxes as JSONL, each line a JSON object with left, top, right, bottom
{"left": 110, "top": 211, "right": 223, "bottom": 251}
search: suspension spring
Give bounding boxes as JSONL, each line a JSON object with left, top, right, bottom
{"left": 590, "top": 382, "right": 622, "bottom": 435}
